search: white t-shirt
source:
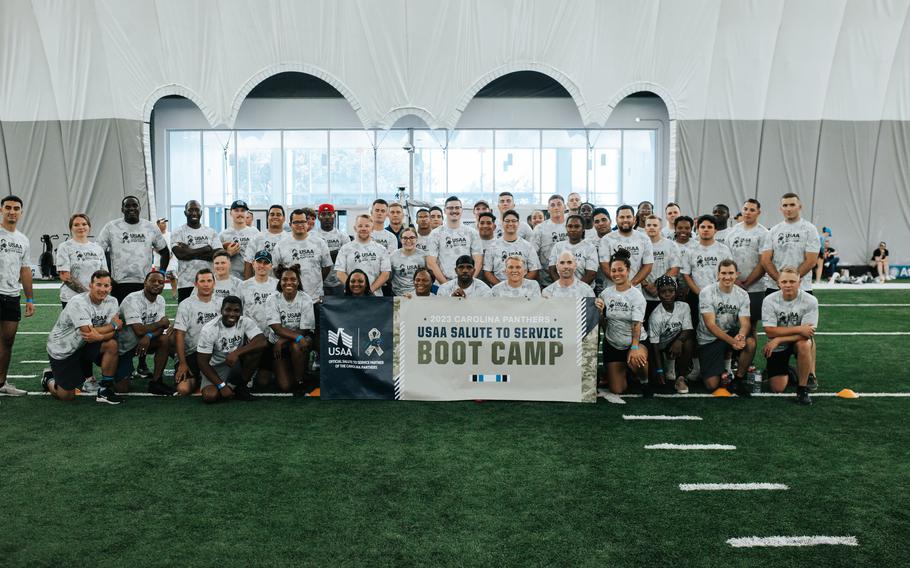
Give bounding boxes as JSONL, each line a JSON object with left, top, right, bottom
{"left": 196, "top": 315, "right": 262, "bottom": 366}
{"left": 761, "top": 290, "right": 819, "bottom": 352}
{"left": 265, "top": 291, "right": 316, "bottom": 343}
{"left": 191, "top": 275, "right": 243, "bottom": 305}
{"left": 370, "top": 230, "right": 398, "bottom": 254}
{"left": 542, "top": 279, "right": 595, "bottom": 299}
{"left": 247, "top": 230, "right": 288, "bottom": 260}
{"left": 389, "top": 249, "right": 428, "bottom": 296}
{"left": 240, "top": 277, "right": 279, "bottom": 332}
{"left": 271, "top": 235, "right": 332, "bottom": 300}
{"left": 436, "top": 278, "right": 492, "bottom": 298}
{"left": 725, "top": 223, "right": 771, "bottom": 293}
{"left": 55, "top": 240, "right": 105, "bottom": 303}
{"left": 642, "top": 238, "right": 681, "bottom": 301}
{"left": 429, "top": 225, "right": 483, "bottom": 280}
{"left": 314, "top": 227, "right": 350, "bottom": 287}
{"left": 764, "top": 218, "right": 821, "bottom": 291}
{"left": 171, "top": 224, "right": 220, "bottom": 289}
{"left": 548, "top": 240, "right": 599, "bottom": 281}
{"left": 598, "top": 286, "right": 648, "bottom": 349}
{"left": 696, "top": 283, "right": 751, "bottom": 345}
{"left": 648, "top": 302, "right": 693, "bottom": 347}
{"left": 174, "top": 295, "right": 222, "bottom": 355}
{"left": 482, "top": 237, "right": 540, "bottom": 281}
{"left": 117, "top": 290, "right": 167, "bottom": 354}
{"left": 334, "top": 240, "right": 392, "bottom": 296}
{"left": 218, "top": 226, "right": 260, "bottom": 278}
{"left": 415, "top": 232, "right": 432, "bottom": 253}
{"left": 682, "top": 241, "right": 734, "bottom": 291}
{"left": 46, "top": 292, "right": 119, "bottom": 360}
{"left": 491, "top": 279, "right": 541, "bottom": 299}
{"left": 495, "top": 221, "right": 534, "bottom": 241}
{"left": 531, "top": 220, "right": 568, "bottom": 285}
{"left": 598, "top": 231, "right": 654, "bottom": 287}
{"left": 97, "top": 219, "right": 166, "bottom": 284}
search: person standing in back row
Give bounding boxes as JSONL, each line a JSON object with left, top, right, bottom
{"left": 218, "top": 199, "right": 260, "bottom": 279}
{"left": 0, "top": 195, "right": 35, "bottom": 397}
{"left": 171, "top": 200, "right": 221, "bottom": 303}
{"left": 531, "top": 194, "right": 569, "bottom": 287}
{"left": 427, "top": 196, "right": 483, "bottom": 284}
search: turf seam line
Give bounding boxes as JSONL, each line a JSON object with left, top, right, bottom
{"left": 623, "top": 415, "right": 703, "bottom": 420}
{"left": 644, "top": 443, "right": 736, "bottom": 450}
{"left": 679, "top": 483, "right": 788, "bottom": 491}
{"left": 726, "top": 536, "right": 858, "bottom": 548}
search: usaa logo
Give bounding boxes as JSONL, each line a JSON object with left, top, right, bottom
{"left": 119, "top": 232, "right": 147, "bottom": 244}
{"left": 607, "top": 298, "right": 630, "bottom": 313}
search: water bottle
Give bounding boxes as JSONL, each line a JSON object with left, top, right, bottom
{"left": 751, "top": 367, "right": 762, "bottom": 394}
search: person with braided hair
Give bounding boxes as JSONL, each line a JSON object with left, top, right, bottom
{"left": 647, "top": 275, "right": 695, "bottom": 394}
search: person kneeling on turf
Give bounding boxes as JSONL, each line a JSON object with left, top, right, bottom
{"left": 195, "top": 295, "right": 265, "bottom": 403}
{"left": 647, "top": 276, "right": 695, "bottom": 394}
{"left": 44, "top": 270, "right": 123, "bottom": 404}
{"left": 264, "top": 264, "right": 316, "bottom": 393}
{"left": 171, "top": 269, "right": 222, "bottom": 396}
{"left": 762, "top": 266, "right": 819, "bottom": 405}
{"left": 114, "top": 271, "right": 175, "bottom": 395}
{"left": 696, "top": 259, "right": 755, "bottom": 396}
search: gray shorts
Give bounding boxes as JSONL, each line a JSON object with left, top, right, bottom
{"left": 199, "top": 362, "right": 242, "bottom": 390}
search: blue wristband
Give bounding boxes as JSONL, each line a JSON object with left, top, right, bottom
{"left": 295, "top": 335, "right": 304, "bottom": 344}
{"left": 25, "top": 298, "right": 33, "bottom": 303}
{"left": 629, "top": 345, "right": 639, "bottom": 350}
{"left": 146, "top": 332, "right": 154, "bottom": 338}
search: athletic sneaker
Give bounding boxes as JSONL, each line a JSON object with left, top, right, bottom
{"left": 732, "top": 377, "right": 751, "bottom": 398}
{"left": 674, "top": 377, "right": 689, "bottom": 395}
{"left": 233, "top": 387, "right": 256, "bottom": 402}
{"left": 96, "top": 387, "right": 124, "bottom": 405}
{"left": 147, "top": 380, "right": 177, "bottom": 396}
{"left": 0, "top": 381, "right": 27, "bottom": 396}
{"left": 133, "top": 364, "right": 152, "bottom": 380}
{"left": 640, "top": 381, "right": 654, "bottom": 399}
{"left": 81, "top": 377, "right": 100, "bottom": 394}
{"left": 42, "top": 370, "right": 53, "bottom": 392}
{"left": 807, "top": 373, "right": 818, "bottom": 392}
{"left": 686, "top": 360, "right": 701, "bottom": 382}
{"left": 796, "top": 387, "right": 812, "bottom": 406}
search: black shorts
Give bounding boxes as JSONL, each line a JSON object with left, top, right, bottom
{"left": 748, "top": 292, "right": 764, "bottom": 334}
{"left": 603, "top": 341, "right": 633, "bottom": 364}
{"left": 50, "top": 343, "right": 104, "bottom": 391}
{"left": 0, "top": 294, "right": 22, "bottom": 322}
{"left": 115, "top": 347, "right": 136, "bottom": 381}
{"left": 112, "top": 282, "right": 144, "bottom": 304}
{"left": 698, "top": 340, "right": 730, "bottom": 379}
{"left": 644, "top": 300, "right": 660, "bottom": 330}
{"left": 766, "top": 344, "right": 797, "bottom": 377}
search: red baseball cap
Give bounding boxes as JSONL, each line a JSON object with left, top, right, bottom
{"left": 318, "top": 203, "right": 335, "bottom": 213}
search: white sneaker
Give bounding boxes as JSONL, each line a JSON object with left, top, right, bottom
{"left": 80, "top": 377, "right": 100, "bottom": 394}
{"left": 0, "top": 382, "right": 27, "bottom": 396}
{"left": 598, "top": 390, "right": 626, "bottom": 404}
{"left": 686, "top": 360, "right": 701, "bottom": 382}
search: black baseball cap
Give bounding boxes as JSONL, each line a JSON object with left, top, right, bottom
{"left": 230, "top": 199, "right": 249, "bottom": 211}
{"left": 254, "top": 250, "right": 272, "bottom": 263}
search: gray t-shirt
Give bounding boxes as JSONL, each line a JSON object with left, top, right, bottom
{"left": 389, "top": 249, "right": 427, "bottom": 296}
{"left": 370, "top": 230, "right": 398, "bottom": 254}
{"left": 191, "top": 275, "right": 243, "bottom": 304}
{"left": 46, "top": 292, "right": 119, "bottom": 360}
{"left": 171, "top": 224, "right": 220, "bottom": 289}
{"left": 271, "top": 236, "right": 332, "bottom": 300}
{"left": 436, "top": 279, "right": 492, "bottom": 298}
{"left": 495, "top": 221, "right": 534, "bottom": 241}
{"left": 542, "top": 279, "right": 595, "bottom": 299}
{"left": 696, "top": 282, "right": 750, "bottom": 345}
{"left": 246, "top": 230, "right": 288, "bottom": 261}
{"left": 196, "top": 315, "right": 262, "bottom": 366}
{"left": 531, "top": 220, "right": 568, "bottom": 285}
{"left": 761, "top": 290, "right": 819, "bottom": 352}
{"left": 96, "top": 219, "right": 166, "bottom": 284}
{"left": 415, "top": 233, "right": 432, "bottom": 253}
{"left": 55, "top": 239, "right": 105, "bottom": 302}
{"left": 174, "top": 295, "right": 221, "bottom": 355}
{"left": 314, "top": 227, "right": 350, "bottom": 287}
{"left": 598, "top": 286, "right": 648, "bottom": 349}
{"left": 265, "top": 291, "right": 316, "bottom": 343}
{"left": 643, "top": 238, "right": 681, "bottom": 301}
{"left": 548, "top": 240, "right": 599, "bottom": 281}
{"left": 682, "top": 241, "right": 734, "bottom": 291}
{"left": 482, "top": 237, "right": 540, "bottom": 281}
{"left": 218, "top": 226, "right": 260, "bottom": 278}
{"left": 240, "top": 277, "right": 279, "bottom": 332}
{"left": 429, "top": 225, "right": 483, "bottom": 280}
{"left": 648, "top": 301, "right": 693, "bottom": 346}
{"left": 598, "top": 231, "right": 655, "bottom": 287}
{"left": 491, "top": 279, "right": 541, "bottom": 298}
{"left": 334, "top": 240, "right": 391, "bottom": 296}
{"left": 764, "top": 218, "right": 821, "bottom": 291}
{"left": 725, "top": 223, "right": 771, "bottom": 293}
{"left": 715, "top": 227, "right": 731, "bottom": 244}
{"left": 117, "top": 290, "right": 167, "bottom": 354}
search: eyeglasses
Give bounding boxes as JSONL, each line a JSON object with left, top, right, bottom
{"left": 402, "top": 236, "right": 417, "bottom": 241}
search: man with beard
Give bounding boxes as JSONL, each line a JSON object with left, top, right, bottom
{"left": 244, "top": 204, "right": 289, "bottom": 278}
{"left": 271, "top": 209, "right": 332, "bottom": 302}
{"left": 314, "top": 203, "right": 350, "bottom": 296}
{"left": 437, "top": 255, "right": 491, "bottom": 298}
{"left": 171, "top": 200, "right": 221, "bottom": 303}
{"left": 712, "top": 203, "right": 732, "bottom": 244}
{"left": 598, "top": 205, "right": 654, "bottom": 289}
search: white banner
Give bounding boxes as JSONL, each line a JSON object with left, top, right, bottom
{"left": 395, "top": 297, "right": 596, "bottom": 402}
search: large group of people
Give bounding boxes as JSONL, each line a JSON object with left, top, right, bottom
{"left": 0, "top": 189, "right": 827, "bottom": 407}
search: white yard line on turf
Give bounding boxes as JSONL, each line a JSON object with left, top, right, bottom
{"left": 645, "top": 444, "right": 736, "bottom": 450}
{"left": 623, "top": 415, "right": 703, "bottom": 421}
{"left": 726, "top": 536, "right": 858, "bottom": 548}
{"left": 819, "top": 303, "right": 910, "bottom": 307}
{"left": 20, "top": 360, "right": 47, "bottom": 363}
{"left": 625, "top": 392, "right": 910, "bottom": 398}
{"left": 7, "top": 374, "right": 35, "bottom": 379}
{"left": 19, "top": 391, "right": 295, "bottom": 397}
{"left": 679, "top": 483, "right": 788, "bottom": 491}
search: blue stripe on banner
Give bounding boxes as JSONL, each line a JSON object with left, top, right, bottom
{"left": 471, "top": 374, "right": 510, "bottom": 383}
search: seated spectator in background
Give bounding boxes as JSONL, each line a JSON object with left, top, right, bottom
{"left": 815, "top": 227, "right": 832, "bottom": 283}
{"left": 762, "top": 267, "right": 819, "bottom": 405}
{"left": 821, "top": 241, "right": 840, "bottom": 282}
{"left": 872, "top": 242, "right": 890, "bottom": 282}
{"left": 344, "top": 269, "right": 373, "bottom": 297}
{"left": 437, "top": 255, "right": 492, "bottom": 298}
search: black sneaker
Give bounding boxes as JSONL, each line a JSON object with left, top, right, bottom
{"left": 640, "top": 381, "right": 654, "bottom": 399}
{"left": 96, "top": 388, "right": 124, "bottom": 405}
{"left": 41, "top": 369, "right": 53, "bottom": 392}
{"left": 807, "top": 373, "right": 818, "bottom": 392}
{"left": 233, "top": 387, "right": 256, "bottom": 401}
{"left": 796, "top": 387, "right": 812, "bottom": 406}
{"left": 147, "top": 380, "right": 177, "bottom": 396}
{"left": 733, "top": 377, "right": 751, "bottom": 398}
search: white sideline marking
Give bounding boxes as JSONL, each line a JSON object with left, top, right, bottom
{"left": 7, "top": 374, "right": 36, "bottom": 379}
{"left": 679, "top": 483, "right": 788, "bottom": 491}
{"left": 18, "top": 391, "right": 294, "bottom": 398}
{"left": 726, "top": 536, "right": 858, "bottom": 548}
{"left": 645, "top": 443, "right": 736, "bottom": 450}
{"left": 819, "top": 303, "right": 910, "bottom": 307}
{"left": 20, "top": 360, "right": 47, "bottom": 363}
{"left": 623, "top": 415, "right": 702, "bottom": 421}
{"left": 623, "top": 392, "right": 910, "bottom": 398}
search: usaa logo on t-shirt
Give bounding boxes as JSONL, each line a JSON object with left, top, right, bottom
{"left": 251, "top": 291, "right": 270, "bottom": 305}
{"left": 74, "top": 249, "right": 102, "bottom": 262}
{"left": 716, "top": 303, "right": 740, "bottom": 316}
{"left": 445, "top": 235, "right": 468, "bottom": 249}
{"left": 278, "top": 308, "right": 301, "bottom": 327}
{"left": 218, "top": 334, "right": 243, "bottom": 352}
{"left": 353, "top": 250, "right": 378, "bottom": 264}
{"left": 290, "top": 248, "right": 316, "bottom": 261}
{"left": 195, "top": 311, "right": 218, "bottom": 326}
{"left": 694, "top": 254, "right": 719, "bottom": 269}
{"left": 775, "top": 311, "right": 801, "bottom": 327}
{"left": 120, "top": 232, "right": 148, "bottom": 244}
{"left": 729, "top": 236, "right": 753, "bottom": 249}
{"left": 91, "top": 314, "right": 108, "bottom": 326}
{"left": 607, "top": 298, "right": 631, "bottom": 313}
{"left": 776, "top": 231, "right": 803, "bottom": 245}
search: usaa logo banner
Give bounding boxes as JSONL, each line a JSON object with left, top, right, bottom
{"left": 396, "top": 297, "right": 598, "bottom": 403}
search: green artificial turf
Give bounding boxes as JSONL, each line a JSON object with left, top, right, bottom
{"left": 1, "top": 289, "right": 908, "bottom": 566}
